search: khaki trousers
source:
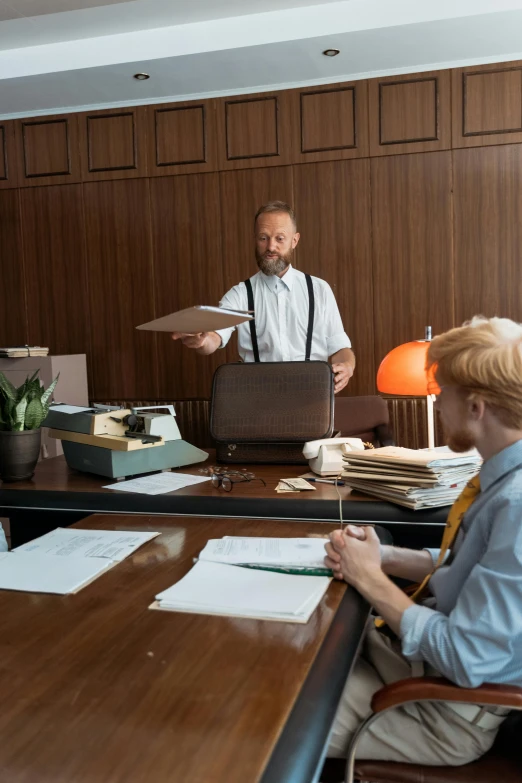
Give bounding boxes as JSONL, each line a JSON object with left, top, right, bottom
{"left": 327, "top": 625, "right": 500, "bottom": 765}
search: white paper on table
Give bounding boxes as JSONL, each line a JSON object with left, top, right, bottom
{"left": 0, "top": 551, "right": 112, "bottom": 595}
{"left": 199, "top": 537, "right": 328, "bottom": 569}
{"left": 48, "top": 405, "right": 93, "bottom": 414}
{"left": 103, "top": 472, "right": 211, "bottom": 495}
{"left": 154, "top": 561, "right": 330, "bottom": 621}
{"left": 14, "top": 528, "right": 159, "bottom": 562}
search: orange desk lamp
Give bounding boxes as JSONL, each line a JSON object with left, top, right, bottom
{"left": 377, "top": 326, "right": 440, "bottom": 449}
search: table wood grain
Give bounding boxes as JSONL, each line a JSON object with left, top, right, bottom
{"left": 0, "top": 514, "right": 360, "bottom": 783}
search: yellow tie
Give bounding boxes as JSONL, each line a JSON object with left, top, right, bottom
{"left": 375, "top": 473, "right": 481, "bottom": 627}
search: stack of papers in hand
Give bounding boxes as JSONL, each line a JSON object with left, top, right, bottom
{"left": 342, "top": 446, "right": 482, "bottom": 509}
{"left": 152, "top": 536, "right": 332, "bottom": 623}
{"left": 0, "top": 527, "right": 159, "bottom": 595}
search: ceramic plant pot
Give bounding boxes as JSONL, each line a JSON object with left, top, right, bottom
{"left": 0, "top": 429, "right": 41, "bottom": 481}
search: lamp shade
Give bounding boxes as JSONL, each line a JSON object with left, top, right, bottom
{"left": 377, "top": 340, "right": 439, "bottom": 396}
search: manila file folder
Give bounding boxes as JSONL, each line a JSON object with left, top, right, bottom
{"left": 136, "top": 306, "right": 253, "bottom": 334}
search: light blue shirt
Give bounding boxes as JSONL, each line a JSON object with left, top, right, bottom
{"left": 400, "top": 439, "right": 522, "bottom": 688}
{"left": 215, "top": 266, "right": 351, "bottom": 363}
{"left": 0, "top": 524, "right": 7, "bottom": 552}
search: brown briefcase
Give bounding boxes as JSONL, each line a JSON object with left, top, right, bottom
{"left": 210, "top": 361, "right": 334, "bottom": 464}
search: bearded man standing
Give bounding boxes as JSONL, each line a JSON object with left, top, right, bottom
{"left": 171, "top": 201, "right": 355, "bottom": 393}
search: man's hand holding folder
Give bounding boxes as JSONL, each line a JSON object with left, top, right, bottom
{"left": 171, "top": 330, "right": 225, "bottom": 355}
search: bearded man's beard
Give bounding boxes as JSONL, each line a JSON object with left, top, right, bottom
{"left": 444, "top": 426, "right": 476, "bottom": 453}
{"left": 256, "top": 246, "right": 294, "bottom": 276}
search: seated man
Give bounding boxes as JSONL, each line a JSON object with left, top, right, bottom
{"left": 324, "top": 316, "right": 522, "bottom": 766}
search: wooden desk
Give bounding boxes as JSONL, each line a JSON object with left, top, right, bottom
{"left": 0, "top": 452, "right": 447, "bottom": 549}
{"left": 0, "top": 514, "right": 377, "bottom": 783}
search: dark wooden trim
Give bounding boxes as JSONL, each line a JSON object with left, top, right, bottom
{"left": 300, "top": 86, "right": 357, "bottom": 153}
{"left": 0, "top": 126, "right": 7, "bottom": 180}
{"left": 225, "top": 95, "right": 280, "bottom": 160}
{"left": 22, "top": 118, "right": 71, "bottom": 178}
{"left": 462, "top": 67, "right": 522, "bottom": 137}
{"left": 86, "top": 111, "right": 138, "bottom": 172}
{"left": 259, "top": 586, "right": 371, "bottom": 783}
{"left": 0, "top": 487, "right": 448, "bottom": 524}
{"left": 154, "top": 104, "right": 207, "bottom": 166}
{"left": 379, "top": 77, "right": 439, "bottom": 146}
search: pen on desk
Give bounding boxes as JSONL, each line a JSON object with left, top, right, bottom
{"left": 307, "top": 478, "right": 346, "bottom": 486}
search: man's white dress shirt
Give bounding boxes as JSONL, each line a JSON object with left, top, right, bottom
{"left": 216, "top": 265, "right": 351, "bottom": 362}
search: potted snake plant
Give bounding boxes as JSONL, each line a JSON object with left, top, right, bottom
{"left": 0, "top": 370, "right": 59, "bottom": 481}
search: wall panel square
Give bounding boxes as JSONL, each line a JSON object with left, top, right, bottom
{"left": 301, "top": 87, "right": 355, "bottom": 152}
{"left": 0, "top": 121, "right": 19, "bottom": 189}
{"left": 452, "top": 62, "right": 522, "bottom": 147}
{"left": 293, "top": 159, "right": 374, "bottom": 397}
{"left": 20, "top": 184, "right": 90, "bottom": 363}
{"left": 219, "top": 166, "right": 294, "bottom": 293}
{"left": 83, "top": 179, "right": 157, "bottom": 398}
{"left": 147, "top": 100, "right": 218, "bottom": 176}
{"left": 79, "top": 108, "right": 148, "bottom": 180}
{"left": 0, "top": 190, "right": 26, "bottom": 344}
{"left": 216, "top": 92, "right": 293, "bottom": 170}
{"left": 453, "top": 145, "right": 522, "bottom": 323}
{"left": 15, "top": 114, "right": 81, "bottom": 186}
{"left": 371, "top": 151, "right": 454, "bottom": 365}
{"left": 380, "top": 79, "right": 437, "bottom": 143}
{"left": 290, "top": 81, "right": 369, "bottom": 163}
{"left": 369, "top": 70, "right": 451, "bottom": 155}
{"left": 150, "top": 173, "right": 225, "bottom": 398}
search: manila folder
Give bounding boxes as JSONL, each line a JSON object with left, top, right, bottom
{"left": 136, "top": 306, "right": 253, "bottom": 334}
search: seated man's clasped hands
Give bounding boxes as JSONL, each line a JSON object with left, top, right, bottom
{"left": 323, "top": 316, "right": 522, "bottom": 766}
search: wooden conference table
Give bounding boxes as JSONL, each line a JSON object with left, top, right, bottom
{"left": 0, "top": 513, "right": 389, "bottom": 783}
{"left": 0, "top": 452, "right": 447, "bottom": 548}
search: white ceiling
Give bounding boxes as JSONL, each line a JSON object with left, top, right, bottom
{"left": 0, "top": 0, "right": 130, "bottom": 22}
{"left": 1, "top": 0, "right": 522, "bottom": 119}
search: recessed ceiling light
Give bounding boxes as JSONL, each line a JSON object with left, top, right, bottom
{"left": 322, "top": 48, "right": 340, "bottom": 57}
{"left": 133, "top": 73, "right": 150, "bottom": 80}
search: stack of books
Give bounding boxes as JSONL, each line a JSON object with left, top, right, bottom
{"left": 342, "top": 446, "right": 482, "bottom": 509}
{"left": 151, "top": 536, "right": 332, "bottom": 623}
{"left": 0, "top": 346, "right": 49, "bottom": 358}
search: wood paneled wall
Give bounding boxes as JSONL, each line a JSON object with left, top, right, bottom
{"left": 2, "top": 60, "right": 522, "bottom": 400}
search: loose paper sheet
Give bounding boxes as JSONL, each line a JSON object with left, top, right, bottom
{"left": 14, "top": 528, "right": 159, "bottom": 562}
{"left": 199, "top": 536, "right": 328, "bottom": 569}
{"left": 48, "top": 405, "right": 93, "bottom": 414}
{"left": 0, "top": 551, "right": 112, "bottom": 595}
{"left": 104, "top": 472, "right": 211, "bottom": 495}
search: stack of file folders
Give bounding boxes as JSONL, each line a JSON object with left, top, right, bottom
{"left": 0, "top": 345, "right": 49, "bottom": 358}
{"left": 342, "top": 446, "right": 482, "bottom": 510}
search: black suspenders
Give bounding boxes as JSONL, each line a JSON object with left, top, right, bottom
{"left": 304, "top": 273, "right": 315, "bottom": 362}
{"left": 245, "top": 278, "right": 261, "bottom": 363}
{"left": 244, "top": 274, "right": 315, "bottom": 363}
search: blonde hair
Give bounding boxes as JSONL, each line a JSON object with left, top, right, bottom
{"left": 427, "top": 316, "right": 522, "bottom": 429}
{"left": 254, "top": 201, "right": 297, "bottom": 231}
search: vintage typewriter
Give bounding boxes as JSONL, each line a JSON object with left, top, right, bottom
{"left": 43, "top": 404, "right": 208, "bottom": 479}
